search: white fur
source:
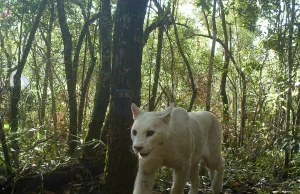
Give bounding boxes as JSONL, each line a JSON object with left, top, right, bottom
{"left": 131, "top": 104, "right": 225, "bottom": 194}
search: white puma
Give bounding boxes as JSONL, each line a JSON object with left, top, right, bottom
{"left": 131, "top": 103, "right": 225, "bottom": 194}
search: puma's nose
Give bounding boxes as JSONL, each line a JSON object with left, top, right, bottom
{"left": 134, "top": 146, "right": 143, "bottom": 152}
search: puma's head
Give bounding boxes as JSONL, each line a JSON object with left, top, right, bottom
{"left": 131, "top": 103, "right": 173, "bottom": 158}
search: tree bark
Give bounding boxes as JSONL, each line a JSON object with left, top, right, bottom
{"left": 105, "top": 0, "right": 148, "bottom": 193}
{"left": 219, "top": 0, "right": 230, "bottom": 145}
{"left": 0, "top": 30, "right": 13, "bottom": 89}
{"left": 237, "top": 66, "right": 246, "bottom": 146}
{"left": 49, "top": 61, "right": 58, "bottom": 131}
{"left": 83, "top": 0, "right": 112, "bottom": 157}
{"left": 205, "top": 0, "right": 217, "bottom": 112}
{"left": 40, "top": 0, "right": 55, "bottom": 126}
{"left": 149, "top": 26, "right": 164, "bottom": 111}
{"left": 47, "top": 1, "right": 58, "bottom": 132}
{"left": 56, "top": 0, "right": 78, "bottom": 154}
{"left": 99, "top": 110, "right": 110, "bottom": 145}
{"left": 0, "top": 116, "right": 12, "bottom": 175}
{"left": 295, "top": 15, "right": 300, "bottom": 154}
{"left": 285, "top": 0, "right": 295, "bottom": 172}
{"left": 10, "top": 0, "right": 47, "bottom": 166}
{"left": 31, "top": 47, "right": 43, "bottom": 125}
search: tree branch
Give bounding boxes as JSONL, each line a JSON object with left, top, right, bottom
{"left": 171, "top": 3, "right": 197, "bottom": 111}
{"left": 143, "top": 0, "right": 171, "bottom": 46}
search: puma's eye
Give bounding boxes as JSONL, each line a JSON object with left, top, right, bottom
{"left": 146, "top": 130, "right": 155, "bottom": 137}
{"left": 132, "top": 130, "right": 137, "bottom": 136}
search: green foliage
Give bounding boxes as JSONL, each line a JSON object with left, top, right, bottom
{"left": 0, "top": 0, "right": 299, "bottom": 192}
{"left": 195, "top": 0, "right": 211, "bottom": 13}
{"left": 154, "top": 167, "right": 173, "bottom": 191}
{"left": 234, "top": 0, "right": 260, "bottom": 32}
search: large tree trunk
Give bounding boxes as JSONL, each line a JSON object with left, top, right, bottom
{"left": 56, "top": 0, "right": 78, "bottom": 154}
{"left": 10, "top": 0, "right": 47, "bottom": 166}
{"left": 83, "top": 0, "right": 112, "bottom": 157}
{"left": 105, "top": 0, "right": 148, "bottom": 193}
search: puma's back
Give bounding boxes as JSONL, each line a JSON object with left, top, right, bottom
{"left": 188, "top": 111, "right": 223, "bottom": 168}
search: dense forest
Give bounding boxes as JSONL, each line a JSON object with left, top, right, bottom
{"left": 0, "top": 0, "right": 299, "bottom": 193}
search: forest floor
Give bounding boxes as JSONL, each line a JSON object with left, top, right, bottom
{"left": 58, "top": 173, "right": 300, "bottom": 194}
{"left": 1, "top": 159, "right": 299, "bottom": 194}
{"left": 1, "top": 171, "right": 299, "bottom": 194}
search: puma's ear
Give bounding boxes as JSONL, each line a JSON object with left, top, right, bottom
{"left": 160, "top": 104, "right": 174, "bottom": 123}
{"left": 131, "top": 103, "right": 143, "bottom": 120}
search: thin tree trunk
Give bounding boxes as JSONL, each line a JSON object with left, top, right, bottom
{"left": 56, "top": 0, "right": 78, "bottom": 154}
{"left": 105, "top": 0, "right": 148, "bottom": 193}
{"left": 78, "top": 32, "right": 96, "bottom": 135}
{"left": 40, "top": 1, "right": 55, "bottom": 126}
{"left": 203, "top": 3, "right": 216, "bottom": 177}
{"left": 0, "top": 116, "right": 12, "bottom": 175}
{"left": 285, "top": 0, "right": 295, "bottom": 173}
{"left": 83, "top": 0, "right": 112, "bottom": 157}
{"left": 78, "top": 0, "right": 91, "bottom": 135}
{"left": 76, "top": 10, "right": 102, "bottom": 135}
{"left": 148, "top": 0, "right": 167, "bottom": 111}
{"left": 237, "top": 67, "right": 246, "bottom": 146}
{"left": 295, "top": 22, "right": 300, "bottom": 155}
{"left": 295, "top": 85, "right": 300, "bottom": 154}
{"left": 205, "top": 0, "right": 217, "bottom": 112}
{"left": 172, "top": 2, "right": 197, "bottom": 111}
{"left": 149, "top": 26, "right": 164, "bottom": 111}
{"left": 50, "top": 63, "right": 58, "bottom": 131}
{"left": 31, "top": 48, "right": 43, "bottom": 125}
{"left": 230, "top": 15, "right": 247, "bottom": 146}
{"left": 295, "top": 27, "right": 300, "bottom": 143}
{"left": 219, "top": 0, "right": 230, "bottom": 145}
{"left": 165, "top": 27, "right": 176, "bottom": 103}
{"left": 0, "top": 30, "right": 13, "bottom": 89}
{"left": 10, "top": 0, "right": 48, "bottom": 166}
{"left": 40, "top": 58, "right": 50, "bottom": 126}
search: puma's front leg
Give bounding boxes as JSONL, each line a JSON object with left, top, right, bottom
{"left": 133, "top": 159, "right": 160, "bottom": 194}
{"left": 171, "top": 165, "right": 190, "bottom": 194}
{"left": 133, "top": 170, "right": 155, "bottom": 194}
